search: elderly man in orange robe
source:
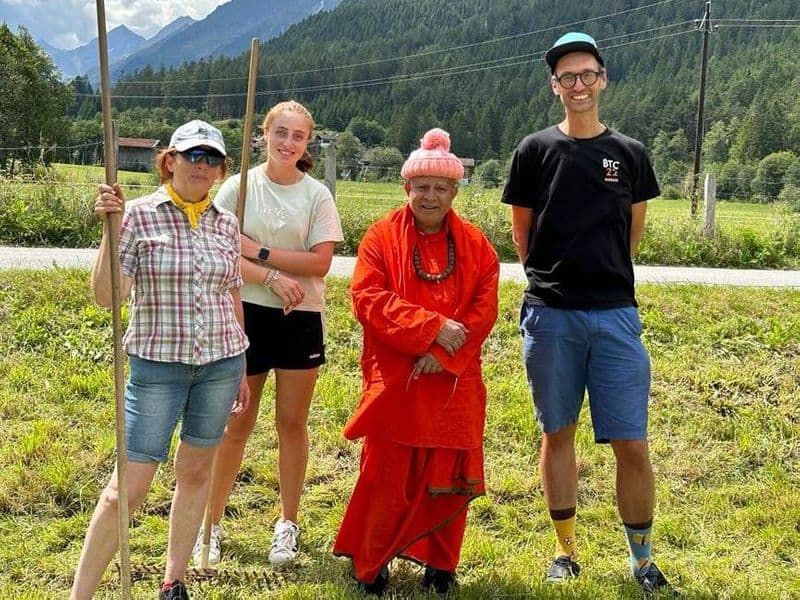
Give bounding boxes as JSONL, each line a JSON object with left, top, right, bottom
{"left": 333, "top": 128, "right": 500, "bottom": 596}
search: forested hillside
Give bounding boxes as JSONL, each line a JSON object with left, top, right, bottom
{"left": 65, "top": 0, "right": 800, "bottom": 195}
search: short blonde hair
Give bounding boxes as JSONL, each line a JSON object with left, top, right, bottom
{"left": 154, "top": 147, "right": 228, "bottom": 183}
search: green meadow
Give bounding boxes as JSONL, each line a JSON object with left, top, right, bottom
{"left": 1, "top": 164, "right": 799, "bottom": 269}
{"left": 0, "top": 271, "right": 798, "bottom": 598}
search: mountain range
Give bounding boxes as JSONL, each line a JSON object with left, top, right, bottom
{"left": 38, "top": 0, "right": 341, "bottom": 82}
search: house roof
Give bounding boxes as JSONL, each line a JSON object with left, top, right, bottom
{"left": 118, "top": 138, "right": 159, "bottom": 149}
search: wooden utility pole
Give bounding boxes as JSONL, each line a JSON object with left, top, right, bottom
{"left": 95, "top": 0, "right": 132, "bottom": 597}
{"left": 691, "top": 1, "right": 712, "bottom": 216}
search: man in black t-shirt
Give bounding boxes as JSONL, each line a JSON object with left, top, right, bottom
{"left": 502, "top": 32, "right": 672, "bottom": 593}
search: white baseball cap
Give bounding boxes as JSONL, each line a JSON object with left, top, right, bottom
{"left": 169, "top": 120, "right": 226, "bottom": 156}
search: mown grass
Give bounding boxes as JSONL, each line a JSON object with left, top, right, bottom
{"left": 1, "top": 165, "right": 799, "bottom": 269}
{"left": 0, "top": 270, "right": 798, "bottom": 598}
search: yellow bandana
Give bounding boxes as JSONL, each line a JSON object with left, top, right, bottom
{"left": 165, "top": 183, "right": 211, "bottom": 229}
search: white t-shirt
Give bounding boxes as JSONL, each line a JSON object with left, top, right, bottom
{"left": 214, "top": 166, "right": 343, "bottom": 312}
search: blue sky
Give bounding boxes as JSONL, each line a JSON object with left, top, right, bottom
{"left": 0, "top": 0, "right": 227, "bottom": 49}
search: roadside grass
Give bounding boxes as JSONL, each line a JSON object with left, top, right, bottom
{"left": 1, "top": 165, "right": 799, "bottom": 268}
{"left": 0, "top": 270, "right": 798, "bottom": 598}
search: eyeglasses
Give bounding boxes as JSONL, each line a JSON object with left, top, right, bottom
{"left": 553, "top": 69, "right": 605, "bottom": 89}
{"left": 177, "top": 149, "right": 225, "bottom": 167}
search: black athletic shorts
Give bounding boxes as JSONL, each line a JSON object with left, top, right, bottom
{"left": 243, "top": 302, "right": 326, "bottom": 374}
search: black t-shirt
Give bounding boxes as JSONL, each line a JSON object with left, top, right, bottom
{"left": 502, "top": 125, "right": 659, "bottom": 309}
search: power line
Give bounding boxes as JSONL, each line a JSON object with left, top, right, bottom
{"left": 115, "top": 0, "right": 682, "bottom": 85}
{"left": 0, "top": 141, "right": 102, "bottom": 151}
{"left": 75, "top": 24, "right": 697, "bottom": 101}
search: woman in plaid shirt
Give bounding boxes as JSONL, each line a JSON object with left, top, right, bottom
{"left": 70, "top": 120, "right": 249, "bottom": 600}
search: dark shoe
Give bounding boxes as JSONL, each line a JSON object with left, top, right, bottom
{"left": 635, "top": 562, "right": 674, "bottom": 594}
{"left": 356, "top": 566, "right": 389, "bottom": 596}
{"left": 159, "top": 579, "right": 190, "bottom": 600}
{"left": 546, "top": 555, "right": 580, "bottom": 582}
{"left": 422, "top": 566, "right": 457, "bottom": 595}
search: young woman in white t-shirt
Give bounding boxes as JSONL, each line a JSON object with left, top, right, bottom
{"left": 197, "top": 100, "right": 343, "bottom": 566}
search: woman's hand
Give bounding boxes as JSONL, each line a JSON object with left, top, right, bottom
{"left": 435, "top": 318, "right": 469, "bottom": 355}
{"left": 94, "top": 183, "right": 125, "bottom": 218}
{"left": 240, "top": 233, "right": 263, "bottom": 262}
{"left": 268, "top": 270, "right": 305, "bottom": 312}
{"left": 230, "top": 374, "right": 250, "bottom": 416}
{"left": 412, "top": 353, "right": 443, "bottom": 378}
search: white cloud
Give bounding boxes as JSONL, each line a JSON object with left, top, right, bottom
{"left": 0, "top": 0, "right": 227, "bottom": 49}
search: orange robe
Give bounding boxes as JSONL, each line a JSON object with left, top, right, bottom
{"left": 333, "top": 204, "right": 499, "bottom": 583}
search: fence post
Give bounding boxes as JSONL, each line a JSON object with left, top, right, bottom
{"left": 324, "top": 142, "right": 336, "bottom": 199}
{"left": 703, "top": 172, "right": 716, "bottom": 237}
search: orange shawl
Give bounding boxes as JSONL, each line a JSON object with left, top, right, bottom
{"left": 344, "top": 204, "right": 499, "bottom": 448}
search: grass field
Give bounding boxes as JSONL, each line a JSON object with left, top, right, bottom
{"left": 1, "top": 164, "right": 799, "bottom": 269}
{"left": 0, "top": 270, "right": 798, "bottom": 599}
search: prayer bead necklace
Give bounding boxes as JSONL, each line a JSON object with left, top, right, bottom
{"left": 413, "top": 233, "right": 456, "bottom": 282}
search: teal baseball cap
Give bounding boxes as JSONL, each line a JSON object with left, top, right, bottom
{"left": 545, "top": 32, "right": 604, "bottom": 73}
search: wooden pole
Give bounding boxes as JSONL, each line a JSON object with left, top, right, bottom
{"left": 236, "top": 38, "right": 260, "bottom": 229}
{"left": 95, "top": 1, "right": 132, "bottom": 598}
{"left": 199, "top": 38, "right": 259, "bottom": 570}
{"left": 691, "top": 1, "right": 712, "bottom": 216}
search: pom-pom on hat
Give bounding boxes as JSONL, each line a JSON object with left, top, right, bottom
{"left": 401, "top": 128, "right": 464, "bottom": 181}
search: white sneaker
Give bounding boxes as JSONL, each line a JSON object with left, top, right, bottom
{"left": 268, "top": 519, "right": 299, "bottom": 565}
{"left": 192, "top": 523, "right": 224, "bottom": 567}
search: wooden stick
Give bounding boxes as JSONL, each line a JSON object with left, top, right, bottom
{"left": 95, "top": 1, "right": 132, "bottom": 598}
{"left": 236, "top": 38, "right": 260, "bottom": 230}
{"left": 199, "top": 38, "right": 260, "bottom": 570}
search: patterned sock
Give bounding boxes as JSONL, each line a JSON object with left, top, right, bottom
{"left": 550, "top": 506, "right": 577, "bottom": 559}
{"left": 623, "top": 519, "right": 653, "bottom": 576}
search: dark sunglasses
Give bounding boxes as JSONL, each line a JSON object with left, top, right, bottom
{"left": 177, "top": 149, "right": 225, "bottom": 167}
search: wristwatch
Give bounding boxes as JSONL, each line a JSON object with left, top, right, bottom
{"left": 257, "top": 246, "right": 271, "bottom": 262}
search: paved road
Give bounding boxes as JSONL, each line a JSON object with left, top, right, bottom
{"left": 1, "top": 246, "right": 799, "bottom": 287}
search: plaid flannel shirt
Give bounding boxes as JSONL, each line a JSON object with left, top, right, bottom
{"left": 118, "top": 187, "right": 248, "bottom": 365}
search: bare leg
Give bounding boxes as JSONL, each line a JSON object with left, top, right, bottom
{"left": 540, "top": 424, "right": 578, "bottom": 510}
{"left": 70, "top": 462, "right": 158, "bottom": 600}
{"left": 163, "top": 441, "right": 218, "bottom": 582}
{"left": 274, "top": 367, "right": 318, "bottom": 521}
{"left": 208, "top": 373, "right": 268, "bottom": 523}
{"left": 610, "top": 439, "right": 654, "bottom": 523}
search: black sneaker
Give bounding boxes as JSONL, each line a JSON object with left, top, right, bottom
{"left": 356, "top": 566, "right": 389, "bottom": 597}
{"left": 546, "top": 555, "right": 580, "bottom": 582}
{"left": 635, "top": 562, "right": 673, "bottom": 594}
{"left": 159, "top": 579, "right": 190, "bottom": 600}
{"left": 422, "top": 566, "right": 457, "bottom": 595}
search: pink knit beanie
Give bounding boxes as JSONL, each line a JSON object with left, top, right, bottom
{"left": 401, "top": 128, "right": 464, "bottom": 181}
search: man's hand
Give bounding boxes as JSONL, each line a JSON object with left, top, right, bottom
{"left": 412, "top": 353, "right": 443, "bottom": 378}
{"left": 435, "top": 318, "right": 468, "bottom": 355}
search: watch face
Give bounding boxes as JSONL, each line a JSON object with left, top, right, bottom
{"left": 258, "top": 247, "right": 270, "bottom": 261}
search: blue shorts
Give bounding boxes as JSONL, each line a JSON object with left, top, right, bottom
{"left": 124, "top": 353, "right": 245, "bottom": 463}
{"left": 520, "top": 303, "right": 650, "bottom": 443}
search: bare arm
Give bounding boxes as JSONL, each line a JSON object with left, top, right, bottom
{"left": 630, "top": 201, "right": 648, "bottom": 256}
{"left": 240, "top": 234, "right": 335, "bottom": 278}
{"left": 511, "top": 206, "right": 535, "bottom": 264}
{"left": 91, "top": 183, "right": 133, "bottom": 308}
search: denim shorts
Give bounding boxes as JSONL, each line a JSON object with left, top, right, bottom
{"left": 520, "top": 303, "right": 651, "bottom": 443}
{"left": 124, "top": 353, "right": 245, "bottom": 463}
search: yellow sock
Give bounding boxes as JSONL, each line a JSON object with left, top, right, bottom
{"left": 551, "top": 513, "right": 577, "bottom": 559}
